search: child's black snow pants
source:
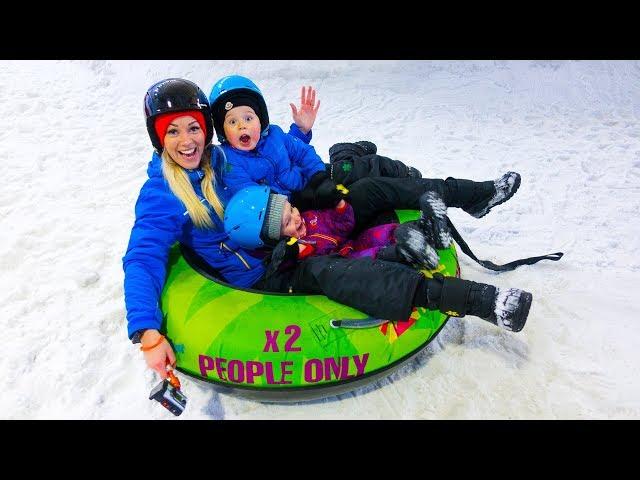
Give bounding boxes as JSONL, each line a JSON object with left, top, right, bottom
{"left": 254, "top": 254, "right": 424, "bottom": 321}
{"left": 345, "top": 176, "right": 493, "bottom": 234}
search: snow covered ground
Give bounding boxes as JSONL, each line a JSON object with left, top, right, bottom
{"left": 1, "top": 60, "right": 639, "bottom": 419}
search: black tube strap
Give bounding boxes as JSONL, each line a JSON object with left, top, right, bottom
{"left": 447, "top": 218, "right": 564, "bottom": 272}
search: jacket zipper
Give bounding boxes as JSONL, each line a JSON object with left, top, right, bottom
{"left": 220, "top": 242, "right": 251, "bottom": 270}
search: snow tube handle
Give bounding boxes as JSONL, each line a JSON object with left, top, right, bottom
{"left": 330, "top": 317, "right": 388, "bottom": 329}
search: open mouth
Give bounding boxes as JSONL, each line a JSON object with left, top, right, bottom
{"left": 239, "top": 134, "right": 251, "bottom": 145}
{"left": 179, "top": 147, "right": 198, "bottom": 160}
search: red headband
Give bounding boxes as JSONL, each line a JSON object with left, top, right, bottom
{"left": 154, "top": 110, "right": 207, "bottom": 148}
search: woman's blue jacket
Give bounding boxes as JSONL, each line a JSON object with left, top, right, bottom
{"left": 123, "top": 125, "right": 316, "bottom": 339}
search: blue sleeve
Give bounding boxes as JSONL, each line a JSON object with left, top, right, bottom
{"left": 283, "top": 133, "right": 326, "bottom": 188}
{"left": 287, "top": 123, "right": 312, "bottom": 144}
{"left": 122, "top": 187, "right": 182, "bottom": 339}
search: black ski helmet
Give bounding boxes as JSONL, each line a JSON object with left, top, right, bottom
{"left": 143, "top": 78, "right": 213, "bottom": 152}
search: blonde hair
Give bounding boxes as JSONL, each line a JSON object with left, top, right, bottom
{"left": 160, "top": 148, "right": 225, "bottom": 229}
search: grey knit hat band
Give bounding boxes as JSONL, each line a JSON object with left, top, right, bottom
{"left": 261, "top": 193, "right": 287, "bottom": 242}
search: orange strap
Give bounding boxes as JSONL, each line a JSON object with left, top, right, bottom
{"left": 167, "top": 369, "right": 181, "bottom": 389}
{"left": 140, "top": 334, "right": 165, "bottom": 352}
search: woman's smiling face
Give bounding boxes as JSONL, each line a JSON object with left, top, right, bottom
{"left": 163, "top": 115, "right": 205, "bottom": 169}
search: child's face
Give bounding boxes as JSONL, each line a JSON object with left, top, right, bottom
{"left": 223, "top": 105, "right": 261, "bottom": 151}
{"left": 280, "top": 201, "right": 306, "bottom": 238}
{"left": 163, "top": 115, "right": 206, "bottom": 170}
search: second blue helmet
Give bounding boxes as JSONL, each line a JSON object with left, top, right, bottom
{"left": 224, "top": 185, "right": 287, "bottom": 249}
{"left": 209, "top": 75, "right": 270, "bottom": 143}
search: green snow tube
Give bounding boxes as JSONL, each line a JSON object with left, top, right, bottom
{"left": 160, "top": 210, "right": 460, "bottom": 402}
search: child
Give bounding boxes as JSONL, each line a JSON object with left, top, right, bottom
{"left": 225, "top": 180, "right": 464, "bottom": 272}
{"left": 209, "top": 75, "right": 326, "bottom": 196}
{"left": 264, "top": 195, "right": 440, "bottom": 271}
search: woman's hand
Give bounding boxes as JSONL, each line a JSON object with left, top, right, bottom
{"left": 141, "top": 329, "right": 176, "bottom": 379}
{"left": 290, "top": 86, "right": 320, "bottom": 134}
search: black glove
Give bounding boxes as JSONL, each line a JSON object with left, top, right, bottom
{"left": 264, "top": 237, "right": 300, "bottom": 279}
{"left": 313, "top": 177, "right": 347, "bottom": 209}
{"left": 290, "top": 171, "right": 326, "bottom": 211}
{"left": 291, "top": 171, "right": 348, "bottom": 211}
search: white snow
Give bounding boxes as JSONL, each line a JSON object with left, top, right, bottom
{"left": 1, "top": 60, "right": 639, "bottom": 419}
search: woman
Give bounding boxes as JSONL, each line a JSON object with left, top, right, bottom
{"left": 123, "top": 78, "right": 269, "bottom": 378}
{"left": 123, "top": 78, "right": 533, "bottom": 380}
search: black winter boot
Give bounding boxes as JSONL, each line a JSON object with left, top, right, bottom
{"left": 463, "top": 172, "right": 521, "bottom": 219}
{"left": 328, "top": 141, "right": 377, "bottom": 163}
{"left": 354, "top": 141, "right": 377, "bottom": 155}
{"left": 392, "top": 222, "right": 440, "bottom": 270}
{"left": 407, "top": 166, "right": 422, "bottom": 179}
{"left": 488, "top": 287, "right": 533, "bottom": 332}
{"left": 418, "top": 191, "right": 451, "bottom": 249}
{"left": 419, "top": 275, "right": 532, "bottom": 332}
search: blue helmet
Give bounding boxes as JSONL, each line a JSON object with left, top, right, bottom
{"left": 224, "top": 185, "right": 287, "bottom": 249}
{"left": 208, "top": 75, "right": 270, "bottom": 143}
{"left": 144, "top": 78, "right": 213, "bottom": 152}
